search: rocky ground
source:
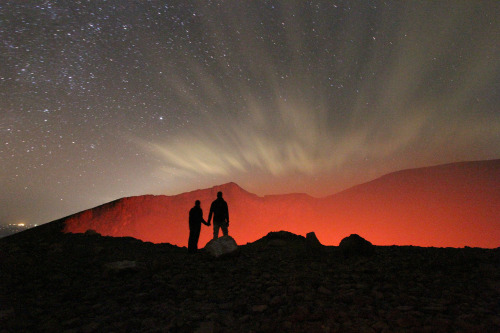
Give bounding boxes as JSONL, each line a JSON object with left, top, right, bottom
{"left": 1, "top": 221, "right": 499, "bottom": 332}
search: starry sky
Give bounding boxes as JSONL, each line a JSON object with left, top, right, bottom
{"left": 1, "top": 1, "right": 499, "bottom": 226}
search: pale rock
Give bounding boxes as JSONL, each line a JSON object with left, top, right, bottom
{"left": 203, "top": 235, "right": 238, "bottom": 257}
{"left": 104, "top": 260, "right": 138, "bottom": 272}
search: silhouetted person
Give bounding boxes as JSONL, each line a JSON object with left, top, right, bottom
{"left": 208, "top": 191, "right": 229, "bottom": 239}
{"left": 188, "top": 200, "right": 209, "bottom": 253}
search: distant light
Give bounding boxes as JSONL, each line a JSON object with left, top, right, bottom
{"left": 17, "top": 223, "right": 25, "bottom": 227}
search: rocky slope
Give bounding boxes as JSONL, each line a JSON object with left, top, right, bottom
{"left": 61, "top": 160, "right": 500, "bottom": 248}
{"left": 1, "top": 222, "right": 499, "bottom": 332}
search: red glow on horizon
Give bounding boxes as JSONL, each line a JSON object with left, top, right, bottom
{"left": 63, "top": 161, "right": 500, "bottom": 248}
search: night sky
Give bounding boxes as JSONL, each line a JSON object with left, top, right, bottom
{"left": 1, "top": 1, "right": 499, "bottom": 226}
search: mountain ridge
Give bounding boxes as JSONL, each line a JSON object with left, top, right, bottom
{"left": 328, "top": 159, "right": 500, "bottom": 198}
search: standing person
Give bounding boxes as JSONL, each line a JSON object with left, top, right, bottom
{"left": 188, "top": 200, "right": 209, "bottom": 253}
{"left": 207, "top": 191, "right": 229, "bottom": 239}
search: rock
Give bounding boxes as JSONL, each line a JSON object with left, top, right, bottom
{"left": 2, "top": 226, "right": 500, "bottom": 332}
{"left": 318, "top": 286, "right": 332, "bottom": 295}
{"left": 270, "top": 295, "right": 284, "bottom": 306}
{"left": 252, "top": 305, "right": 268, "bottom": 312}
{"left": 372, "top": 320, "right": 389, "bottom": 331}
{"left": 84, "top": 229, "right": 100, "bottom": 236}
{"left": 41, "top": 318, "right": 63, "bottom": 332}
{"left": 203, "top": 236, "right": 239, "bottom": 258}
{"left": 339, "top": 234, "right": 375, "bottom": 256}
{"left": 218, "top": 302, "right": 233, "bottom": 310}
{"left": 104, "top": 260, "right": 139, "bottom": 272}
{"left": 306, "top": 232, "right": 323, "bottom": 248}
{"left": 141, "top": 317, "right": 157, "bottom": 330}
{"left": 290, "top": 306, "right": 310, "bottom": 321}
{"left": 257, "top": 231, "right": 306, "bottom": 244}
{"left": 81, "top": 321, "right": 100, "bottom": 333}
{"left": 268, "top": 239, "right": 288, "bottom": 247}
{"left": 0, "top": 308, "right": 15, "bottom": 321}
{"left": 396, "top": 305, "right": 414, "bottom": 311}
{"left": 195, "top": 321, "right": 215, "bottom": 333}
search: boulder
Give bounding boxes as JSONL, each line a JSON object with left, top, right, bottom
{"left": 339, "top": 234, "right": 375, "bottom": 256}
{"left": 84, "top": 229, "right": 100, "bottom": 236}
{"left": 250, "top": 231, "right": 306, "bottom": 250}
{"left": 265, "top": 231, "right": 304, "bottom": 241}
{"left": 104, "top": 260, "right": 140, "bottom": 273}
{"left": 306, "top": 232, "right": 323, "bottom": 248}
{"left": 204, "top": 236, "right": 239, "bottom": 258}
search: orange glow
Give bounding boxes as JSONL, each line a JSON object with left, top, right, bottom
{"left": 63, "top": 161, "right": 500, "bottom": 248}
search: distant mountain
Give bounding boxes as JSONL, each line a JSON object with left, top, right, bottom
{"left": 319, "top": 160, "right": 500, "bottom": 247}
{"left": 62, "top": 160, "right": 500, "bottom": 248}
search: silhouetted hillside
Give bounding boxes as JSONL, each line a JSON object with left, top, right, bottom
{"left": 1, "top": 227, "right": 499, "bottom": 332}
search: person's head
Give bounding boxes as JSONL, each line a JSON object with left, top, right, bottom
{"left": 217, "top": 191, "right": 223, "bottom": 199}
{"left": 195, "top": 200, "right": 201, "bottom": 206}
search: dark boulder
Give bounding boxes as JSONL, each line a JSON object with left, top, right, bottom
{"left": 84, "top": 229, "right": 100, "bottom": 236}
{"left": 247, "top": 231, "right": 303, "bottom": 247}
{"left": 306, "top": 232, "right": 323, "bottom": 248}
{"left": 261, "top": 231, "right": 305, "bottom": 242}
{"left": 339, "top": 234, "right": 375, "bottom": 256}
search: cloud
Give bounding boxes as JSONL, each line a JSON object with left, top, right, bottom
{"left": 130, "top": 0, "right": 499, "bottom": 192}
{"left": 134, "top": 97, "right": 430, "bottom": 184}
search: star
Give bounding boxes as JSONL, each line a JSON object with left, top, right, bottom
{"left": 0, "top": 0, "right": 498, "bottom": 227}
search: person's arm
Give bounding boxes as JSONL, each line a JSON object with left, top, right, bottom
{"left": 207, "top": 204, "right": 213, "bottom": 225}
{"left": 200, "top": 209, "right": 209, "bottom": 226}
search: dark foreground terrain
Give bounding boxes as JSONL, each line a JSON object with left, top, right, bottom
{"left": 1, "top": 221, "right": 499, "bottom": 332}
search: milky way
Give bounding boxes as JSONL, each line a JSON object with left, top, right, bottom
{"left": 1, "top": 1, "right": 499, "bottom": 225}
